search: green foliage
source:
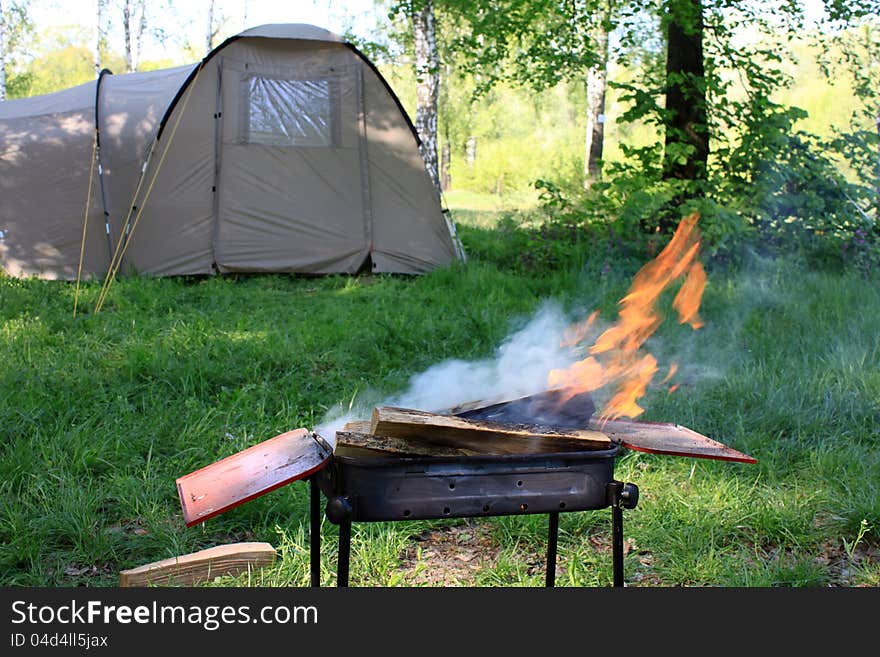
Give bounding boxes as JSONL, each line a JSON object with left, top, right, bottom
{"left": 27, "top": 43, "right": 94, "bottom": 95}
{"left": 841, "top": 225, "right": 880, "bottom": 276}
{"left": 430, "top": 0, "right": 605, "bottom": 94}
{"left": 813, "top": 18, "right": 880, "bottom": 216}
{"left": 1, "top": 1, "right": 33, "bottom": 58}
{"left": 1, "top": 0, "right": 35, "bottom": 98}
{"left": 5, "top": 70, "right": 32, "bottom": 97}
{"left": 510, "top": 3, "right": 880, "bottom": 272}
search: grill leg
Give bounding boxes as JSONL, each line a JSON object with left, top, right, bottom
{"left": 546, "top": 512, "right": 559, "bottom": 587}
{"left": 337, "top": 519, "right": 352, "bottom": 587}
{"left": 309, "top": 477, "right": 321, "bottom": 587}
{"left": 612, "top": 502, "right": 624, "bottom": 588}
{"left": 608, "top": 481, "right": 638, "bottom": 587}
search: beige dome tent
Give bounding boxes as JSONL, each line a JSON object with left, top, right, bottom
{"left": 0, "top": 24, "right": 464, "bottom": 280}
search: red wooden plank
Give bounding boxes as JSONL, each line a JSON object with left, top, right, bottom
{"left": 594, "top": 419, "right": 757, "bottom": 464}
{"left": 176, "top": 429, "right": 332, "bottom": 527}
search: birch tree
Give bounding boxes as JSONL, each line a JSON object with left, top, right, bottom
{"left": 439, "top": 58, "right": 453, "bottom": 191}
{"left": 1, "top": 0, "right": 7, "bottom": 101}
{"left": 206, "top": 0, "right": 221, "bottom": 52}
{"left": 122, "top": 0, "right": 147, "bottom": 72}
{"left": 95, "top": 0, "right": 108, "bottom": 76}
{"left": 411, "top": 0, "right": 441, "bottom": 194}
{"left": 584, "top": 1, "right": 612, "bottom": 184}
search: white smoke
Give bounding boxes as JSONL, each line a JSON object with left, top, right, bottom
{"left": 315, "top": 302, "right": 582, "bottom": 447}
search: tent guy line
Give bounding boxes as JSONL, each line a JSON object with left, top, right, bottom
{"left": 73, "top": 129, "right": 98, "bottom": 318}
{"left": 94, "top": 61, "right": 208, "bottom": 314}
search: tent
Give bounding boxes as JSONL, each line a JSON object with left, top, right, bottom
{"left": 0, "top": 24, "right": 464, "bottom": 280}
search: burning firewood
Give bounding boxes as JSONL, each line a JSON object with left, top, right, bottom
{"left": 447, "top": 389, "right": 596, "bottom": 427}
{"left": 449, "top": 390, "right": 755, "bottom": 463}
{"left": 336, "top": 421, "right": 477, "bottom": 457}
{"left": 329, "top": 392, "right": 754, "bottom": 463}
{"left": 368, "top": 406, "right": 612, "bottom": 455}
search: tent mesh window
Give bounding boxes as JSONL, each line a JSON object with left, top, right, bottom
{"left": 243, "top": 75, "right": 340, "bottom": 148}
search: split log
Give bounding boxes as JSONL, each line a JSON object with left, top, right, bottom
{"left": 118, "top": 542, "right": 276, "bottom": 587}
{"left": 370, "top": 406, "right": 611, "bottom": 455}
{"left": 342, "top": 420, "right": 372, "bottom": 433}
{"left": 335, "top": 430, "right": 476, "bottom": 458}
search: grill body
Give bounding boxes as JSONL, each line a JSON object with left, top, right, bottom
{"left": 308, "top": 445, "right": 638, "bottom": 587}
{"left": 316, "top": 446, "right": 620, "bottom": 522}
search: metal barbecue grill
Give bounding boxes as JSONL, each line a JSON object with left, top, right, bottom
{"left": 176, "top": 392, "right": 755, "bottom": 588}
{"left": 312, "top": 445, "right": 637, "bottom": 587}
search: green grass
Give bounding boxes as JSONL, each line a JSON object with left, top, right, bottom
{"left": 444, "top": 189, "right": 541, "bottom": 215}
{"left": 1, "top": 223, "right": 878, "bottom": 587}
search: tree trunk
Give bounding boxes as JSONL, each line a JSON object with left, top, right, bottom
{"left": 122, "top": 0, "right": 147, "bottom": 72}
{"left": 584, "top": 1, "right": 611, "bottom": 186}
{"left": 0, "top": 0, "right": 7, "bottom": 101}
{"left": 123, "top": 0, "right": 133, "bottom": 72}
{"left": 206, "top": 0, "right": 215, "bottom": 53}
{"left": 412, "top": 0, "right": 441, "bottom": 195}
{"left": 875, "top": 109, "right": 879, "bottom": 204}
{"left": 662, "top": 0, "right": 708, "bottom": 183}
{"left": 466, "top": 136, "right": 476, "bottom": 163}
{"left": 95, "top": 0, "right": 107, "bottom": 76}
{"left": 135, "top": 0, "right": 146, "bottom": 71}
{"left": 439, "top": 59, "right": 452, "bottom": 192}
{"left": 441, "top": 140, "right": 451, "bottom": 191}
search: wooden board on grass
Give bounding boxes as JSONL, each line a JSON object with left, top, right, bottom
{"left": 119, "top": 542, "right": 276, "bottom": 587}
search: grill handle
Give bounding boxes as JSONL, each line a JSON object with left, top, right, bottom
{"left": 326, "top": 496, "right": 353, "bottom": 524}
{"left": 620, "top": 482, "right": 639, "bottom": 510}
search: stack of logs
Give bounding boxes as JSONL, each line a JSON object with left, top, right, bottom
{"left": 336, "top": 406, "right": 613, "bottom": 458}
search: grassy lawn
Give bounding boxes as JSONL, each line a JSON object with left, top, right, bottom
{"left": 1, "top": 217, "right": 878, "bottom": 587}
{"left": 444, "top": 189, "right": 540, "bottom": 215}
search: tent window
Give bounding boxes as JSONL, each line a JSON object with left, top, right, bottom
{"left": 243, "top": 76, "right": 338, "bottom": 148}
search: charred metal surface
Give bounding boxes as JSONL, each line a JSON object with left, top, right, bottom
{"left": 316, "top": 446, "right": 620, "bottom": 522}
{"left": 451, "top": 390, "right": 596, "bottom": 428}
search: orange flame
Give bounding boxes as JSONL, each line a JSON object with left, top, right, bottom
{"left": 661, "top": 363, "right": 679, "bottom": 384}
{"left": 548, "top": 213, "right": 706, "bottom": 421}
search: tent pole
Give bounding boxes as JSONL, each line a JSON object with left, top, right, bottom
{"left": 94, "top": 68, "right": 115, "bottom": 262}
{"left": 355, "top": 63, "right": 375, "bottom": 271}
{"left": 209, "top": 59, "right": 224, "bottom": 272}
